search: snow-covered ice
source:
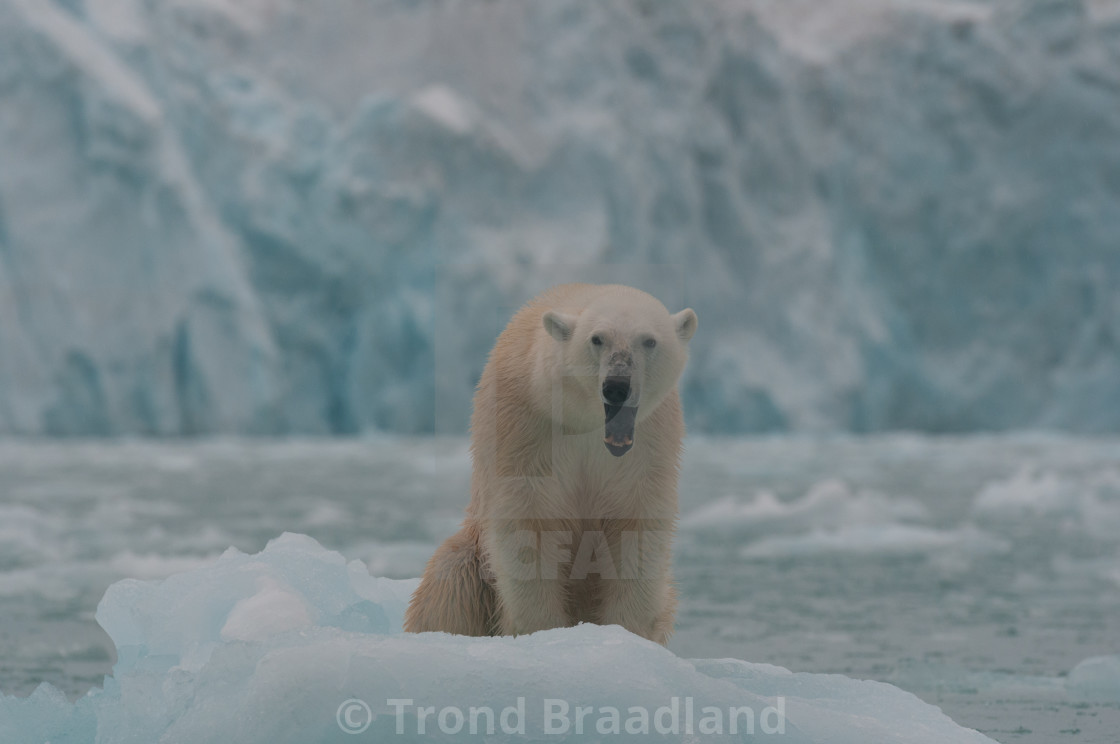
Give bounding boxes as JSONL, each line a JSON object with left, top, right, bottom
{"left": 0, "top": 533, "right": 997, "bottom": 744}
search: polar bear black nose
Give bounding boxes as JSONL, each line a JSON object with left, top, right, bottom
{"left": 602, "top": 376, "right": 631, "bottom": 405}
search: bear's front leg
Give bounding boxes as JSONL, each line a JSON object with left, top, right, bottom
{"left": 485, "top": 522, "right": 571, "bottom": 636}
{"left": 596, "top": 523, "right": 677, "bottom": 645}
{"left": 597, "top": 575, "right": 677, "bottom": 645}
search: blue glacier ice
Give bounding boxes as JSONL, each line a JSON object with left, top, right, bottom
{"left": 0, "top": 532, "right": 1001, "bottom": 743}
{"left": 1, "top": 0, "right": 1119, "bottom": 436}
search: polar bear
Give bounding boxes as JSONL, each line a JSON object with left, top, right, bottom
{"left": 404, "top": 283, "right": 697, "bottom": 645}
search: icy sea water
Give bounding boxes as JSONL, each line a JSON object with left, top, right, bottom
{"left": 0, "top": 435, "right": 1118, "bottom": 743}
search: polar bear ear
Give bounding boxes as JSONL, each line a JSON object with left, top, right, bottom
{"left": 673, "top": 308, "right": 698, "bottom": 342}
{"left": 542, "top": 311, "right": 577, "bottom": 342}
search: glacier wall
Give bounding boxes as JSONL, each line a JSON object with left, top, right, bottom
{"left": 0, "top": 0, "right": 1118, "bottom": 436}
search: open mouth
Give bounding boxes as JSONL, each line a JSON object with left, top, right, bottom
{"left": 603, "top": 403, "right": 637, "bottom": 457}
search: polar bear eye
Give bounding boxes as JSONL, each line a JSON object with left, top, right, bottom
{"left": 643, "top": 337, "right": 657, "bottom": 349}
{"left": 591, "top": 335, "right": 603, "bottom": 346}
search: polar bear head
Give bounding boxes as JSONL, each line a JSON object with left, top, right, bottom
{"left": 541, "top": 285, "right": 697, "bottom": 457}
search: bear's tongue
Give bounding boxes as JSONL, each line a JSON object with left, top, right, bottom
{"left": 603, "top": 404, "right": 636, "bottom": 457}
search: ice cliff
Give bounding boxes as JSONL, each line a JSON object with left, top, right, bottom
{"left": 1, "top": 0, "right": 1118, "bottom": 436}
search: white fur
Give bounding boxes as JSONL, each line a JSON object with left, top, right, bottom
{"left": 405, "top": 284, "right": 697, "bottom": 644}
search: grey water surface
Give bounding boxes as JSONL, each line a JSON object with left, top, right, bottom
{"left": 0, "top": 435, "right": 1117, "bottom": 743}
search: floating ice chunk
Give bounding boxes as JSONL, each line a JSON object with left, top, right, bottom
{"left": 1067, "top": 655, "right": 1120, "bottom": 703}
{"left": 682, "top": 479, "right": 928, "bottom": 541}
{"left": 741, "top": 524, "right": 1008, "bottom": 559}
{"left": 681, "top": 479, "right": 1006, "bottom": 562}
{"left": 974, "top": 468, "right": 1080, "bottom": 516}
{"left": 93, "top": 532, "right": 410, "bottom": 667}
{"left": 0, "top": 533, "right": 997, "bottom": 743}
{"left": 973, "top": 467, "right": 1120, "bottom": 539}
